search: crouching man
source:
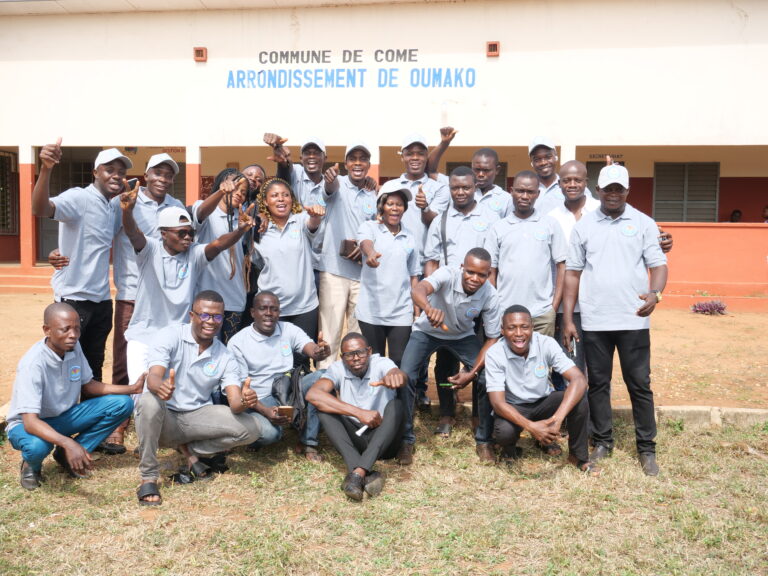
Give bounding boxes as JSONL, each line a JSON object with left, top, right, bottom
{"left": 307, "top": 333, "right": 405, "bottom": 501}
{"left": 135, "top": 291, "right": 262, "bottom": 506}
{"left": 7, "top": 303, "right": 142, "bottom": 490}
{"left": 485, "top": 305, "right": 598, "bottom": 475}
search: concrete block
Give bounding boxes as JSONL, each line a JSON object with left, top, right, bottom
{"left": 656, "top": 405, "right": 714, "bottom": 430}
{"left": 720, "top": 407, "right": 768, "bottom": 428}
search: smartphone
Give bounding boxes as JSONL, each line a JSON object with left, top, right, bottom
{"left": 124, "top": 178, "right": 138, "bottom": 190}
{"left": 277, "top": 405, "right": 294, "bottom": 419}
{"left": 569, "top": 338, "right": 577, "bottom": 359}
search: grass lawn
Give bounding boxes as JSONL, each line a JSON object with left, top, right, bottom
{"left": 1, "top": 414, "right": 767, "bottom": 576}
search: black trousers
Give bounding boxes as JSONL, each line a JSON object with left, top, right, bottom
{"left": 61, "top": 298, "right": 113, "bottom": 382}
{"left": 493, "top": 392, "right": 590, "bottom": 463}
{"left": 358, "top": 320, "right": 411, "bottom": 367}
{"left": 582, "top": 329, "right": 656, "bottom": 454}
{"left": 317, "top": 398, "right": 404, "bottom": 473}
{"left": 282, "top": 307, "right": 319, "bottom": 371}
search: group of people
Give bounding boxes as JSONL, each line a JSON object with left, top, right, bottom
{"left": 7, "top": 128, "right": 672, "bottom": 504}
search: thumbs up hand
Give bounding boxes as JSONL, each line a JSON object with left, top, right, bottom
{"left": 314, "top": 331, "right": 331, "bottom": 360}
{"left": 240, "top": 377, "right": 258, "bottom": 410}
{"left": 415, "top": 185, "right": 428, "bottom": 211}
{"left": 40, "top": 137, "right": 63, "bottom": 170}
{"left": 153, "top": 368, "right": 175, "bottom": 401}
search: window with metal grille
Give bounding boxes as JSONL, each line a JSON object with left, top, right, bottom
{"left": 0, "top": 151, "right": 19, "bottom": 235}
{"left": 654, "top": 163, "right": 719, "bottom": 222}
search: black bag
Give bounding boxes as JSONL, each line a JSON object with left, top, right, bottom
{"left": 271, "top": 367, "right": 307, "bottom": 431}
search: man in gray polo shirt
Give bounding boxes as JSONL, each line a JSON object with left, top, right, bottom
{"left": 135, "top": 291, "right": 262, "bottom": 505}
{"left": 32, "top": 140, "right": 132, "bottom": 383}
{"left": 316, "top": 142, "right": 378, "bottom": 369}
{"left": 398, "top": 248, "right": 502, "bottom": 464}
{"left": 264, "top": 132, "right": 327, "bottom": 208}
{"left": 7, "top": 303, "right": 142, "bottom": 490}
{"left": 227, "top": 291, "right": 331, "bottom": 461}
{"left": 528, "top": 136, "right": 565, "bottom": 217}
{"left": 307, "top": 332, "right": 406, "bottom": 501}
{"left": 485, "top": 305, "right": 596, "bottom": 474}
{"left": 485, "top": 170, "right": 567, "bottom": 338}
{"left": 121, "top": 185, "right": 254, "bottom": 392}
{"left": 563, "top": 163, "right": 668, "bottom": 476}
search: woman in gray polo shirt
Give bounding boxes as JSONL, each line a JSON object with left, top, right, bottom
{"left": 356, "top": 182, "right": 420, "bottom": 367}
{"left": 252, "top": 178, "right": 325, "bottom": 369}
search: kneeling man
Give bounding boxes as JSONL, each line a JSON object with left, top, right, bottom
{"left": 7, "top": 303, "right": 141, "bottom": 490}
{"left": 307, "top": 333, "right": 405, "bottom": 501}
{"left": 135, "top": 291, "right": 262, "bottom": 505}
{"left": 485, "top": 305, "right": 597, "bottom": 474}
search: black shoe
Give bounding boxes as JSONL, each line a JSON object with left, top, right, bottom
{"left": 341, "top": 472, "right": 365, "bottom": 501}
{"left": 363, "top": 471, "right": 384, "bottom": 497}
{"left": 639, "top": 452, "right": 659, "bottom": 476}
{"left": 416, "top": 391, "right": 431, "bottom": 413}
{"left": 198, "top": 453, "right": 229, "bottom": 473}
{"left": 52, "top": 446, "right": 89, "bottom": 479}
{"left": 500, "top": 445, "right": 523, "bottom": 463}
{"left": 589, "top": 444, "right": 613, "bottom": 463}
{"left": 20, "top": 461, "right": 43, "bottom": 491}
{"left": 94, "top": 441, "right": 127, "bottom": 455}
{"left": 396, "top": 443, "right": 415, "bottom": 466}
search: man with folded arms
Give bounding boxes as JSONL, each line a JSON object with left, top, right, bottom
{"left": 135, "top": 290, "right": 262, "bottom": 506}
{"left": 7, "top": 303, "right": 142, "bottom": 491}
{"left": 485, "top": 305, "right": 597, "bottom": 474}
{"left": 307, "top": 332, "right": 406, "bottom": 501}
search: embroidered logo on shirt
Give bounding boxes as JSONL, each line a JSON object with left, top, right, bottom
{"left": 398, "top": 237, "right": 414, "bottom": 255}
{"left": 534, "top": 364, "right": 548, "bottom": 378}
{"left": 69, "top": 365, "right": 81, "bottom": 381}
{"left": 203, "top": 361, "right": 217, "bottom": 376}
{"left": 362, "top": 200, "right": 376, "bottom": 216}
{"left": 534, "top": 228, "right": 550, "bottom": 241}
{"left": 465, "top": 307, "right": 480, "bottom": 318}
{"left": 471, "top": 220, "right": 489, "bottom": 232}
{"left": 288, "top": 227, "right": 301, "bottom": 240}
{"left": 178, "top": 264, "right": 189, "bottom": 279}
{"left": 489, "top": 198, "right": 503, "bottom": 212}
{"left": 622, "top": 224, "right": 639, "bottom": 237}
{"left": 280, "top": 340, "right": 292, "bottom": 356}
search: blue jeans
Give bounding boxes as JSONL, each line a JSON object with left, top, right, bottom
{"left": 249, "top": 371, "right": 324, "bottom": 448}
{"left": 8, "top": 395, "right": 133, "bottom": 473}
{"left": 400, "top": 331, "right": 493, "bottom": 445}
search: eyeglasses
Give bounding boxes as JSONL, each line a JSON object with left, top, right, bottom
{"left": 168, "top": 228, "right": 195, "bottom": 239}
{"left": 341, "top": 348, "right": 369, "bottom": 360}
{"left": 191, "top": 311, "right": 224, "bottom": 323}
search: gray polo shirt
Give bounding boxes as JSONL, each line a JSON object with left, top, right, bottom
{"left": 112, "top": 189, "right": 186, "bottom": 301}
{"left": 355, "top": 220, "right": 420, "bottom": 326}
{"left": 253, "top": 211, "right": 318, "bottom": 316}
{"left": 6, "top": 339, "right": 94, "bottom": 432}
{"left": 227, "top": 321, "right": 312, "bottom": 399}
{"left": 191, "top": 202, "right": 246, "bottom": 313}
{"left": 475, "top": 185, "right": 512, "bottom": 219}
{"left": 484, "top": 210, "right": 567, "bottom": 317}
{"left": 289, "top": 164, "right": 326, "bottom": 269}
{"left": 393, "top": 173, "right": 450, "bottom": 263}
{"left": 567, "top": 203, "right": 667, "bottom": 331}
{"left": 424, "top": 202, "right": 501, "bottom": 267}
{"left": 50, "top": 184, "right": 115, "bottom": 302}
{"left": 124, "top": 237, "right": 209, "bottom": 344}
{"left": 321, "top": 354, "right": 397, "bottom": 424}
{"left": 535, "top": 177, "right": 565, "bottom": 217}
{"left": 413, "top": 266, "right": 501, "bottom": 340}
{"left": 485, "top": 332, "right": 575, "bottom": 405}
{"left": 145, "top": 323, "right": 241, "bottom": 412}
{"left": 317, "top": 175, "right": 378, "bottom": 280}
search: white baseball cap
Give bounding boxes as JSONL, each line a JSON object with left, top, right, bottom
{"left": 345, "top": 141, "right": 372, "bottom": 158}
{"left": 94, "top": 148, "right": 133, "bottom": 170}
{"left": 301, "top": 138, "right": 326, "bottom": 154}
{"left": 157, "top": 206, "right": 192, "bottom": 229}
{"left": 401, "top": 133, "right": 428, "bottom": 151}
{"left": 598, "top": 164, "right": 630, "bottom": 189}
{"left": 146, "top": 153, "right": 179, "bottom": 175}
{"left": 377, "top": 179, "right": 413, "bottom": 207}
{"left": 528, "top": 136, "right": 557, "bottom": 155}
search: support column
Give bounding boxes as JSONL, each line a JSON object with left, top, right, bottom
{"left": 19, "top": 145, "right": 37, "bottom": 270}
{"left": 185, "top": 145, "right": 201, "bottom": 205}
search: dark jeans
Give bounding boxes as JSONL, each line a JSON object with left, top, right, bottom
{"left": 434, "top": 349, "right": 460, "bottom": 418}
{"left": 113, "top": 299, "right": 135, "bottom": 386}
{"left": 62, "top": 298, "right": 113, "bottom": 382}
{"left": 400, "top": 331, "right": 492, "bottom": 445}
{"left": 358, "top": 320, "right": 411, "bottom": 367}
{"left": 317, "top": 398, "right": 404, "bottom": 473}
{"left": 552, "top": 312, "right": 587, "bottom": 391}
{"left": 283, "top": 307, "right": 319, "bottom": 371}
{"left": 582, "top": 329, "right": 656, "bottom": 454}
{"left": 493, "top": 392, "right": 590, "bottom": 462}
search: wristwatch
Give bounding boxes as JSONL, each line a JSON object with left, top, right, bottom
{"left": 651, "top": 289, "right": 663, "bottom": 302}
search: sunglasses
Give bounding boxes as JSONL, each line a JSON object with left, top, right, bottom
{"left": 167, "top": 228, "right": 195, "bottom": 239}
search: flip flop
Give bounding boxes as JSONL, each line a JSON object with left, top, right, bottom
{"left": 433, "top": 422, "right": 452, "bottom": 438}
{"left": 539, "top": 442, "right": 563, "bottom": 457}
{"left": 137, "top": 482, "right": 162, "bottom": 506}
